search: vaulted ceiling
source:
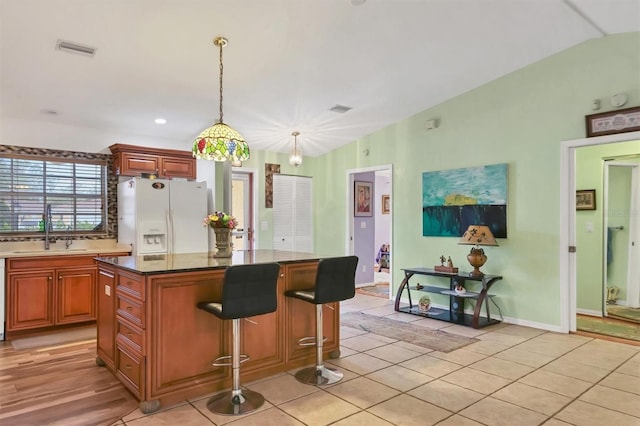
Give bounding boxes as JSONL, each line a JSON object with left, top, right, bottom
{"left": 1, "top": 0, "right": 638, "bottom": 156}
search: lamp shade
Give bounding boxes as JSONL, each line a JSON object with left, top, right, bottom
{"left": 458, "top": 225, "right": 498, "bottom": 247}
{"left": 192, "top": 123, "right": 250, "bottom": 162}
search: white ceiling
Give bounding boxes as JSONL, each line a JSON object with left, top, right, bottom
{"left": 1, "top": 0, "right": 639, "bottom": 157}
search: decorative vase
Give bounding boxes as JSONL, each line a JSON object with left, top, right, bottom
{"left": 213, "top": 228, "right": 233, "bottom": 258}
{"left": 418, "top": 296, "right": 431, "bottom": 312}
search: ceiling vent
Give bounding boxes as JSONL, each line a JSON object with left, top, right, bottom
{"left": 329, "top": 104, "right": 353, "bottom": 114}
{"left": 56, "top": 40, "right": 96, "bottom": 57}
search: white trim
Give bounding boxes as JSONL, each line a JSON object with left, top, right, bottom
{"left": 346, "top": 163, "right": 393, "bottom": 298}
{"left": 345, "top": 163, "right": 393, "bottom": 255}
{"left": 576, "top": 308, "right": 602, "bottom": 317}
{"left": 560, "top": 130, "right": 640, "bottom": 333}
{"left": 232, "top": 166, "right": 258, "bottom": 250}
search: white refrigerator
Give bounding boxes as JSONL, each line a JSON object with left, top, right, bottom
{"left": 118, "top": 178, "right": 209, "bottom": 256}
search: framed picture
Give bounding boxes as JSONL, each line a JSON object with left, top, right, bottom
{"left": 576, "top": 189, "right": 596, "bottom": 210}
{"left": 382, "top": 194, "right": 390, "bottom": 214}
{"left": 585, "top": 106, "right": 640, "bottom": 137}
{"left": 354, "top": 181, "right": 373, "bottom": 216}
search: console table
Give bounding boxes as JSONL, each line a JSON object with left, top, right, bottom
{"left": 394, "top": 267, "right": 502, "bottom": 329}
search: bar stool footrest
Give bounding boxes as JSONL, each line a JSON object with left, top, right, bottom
{"left": 212, "top": 354, "right": 250, "bottom": 367}
{"left": 297, "top": 336, "right": 328, "bottom": 347}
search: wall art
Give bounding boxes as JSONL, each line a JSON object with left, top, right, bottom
{"left": 422, "top": 163, "right": 508, "bottom": 237}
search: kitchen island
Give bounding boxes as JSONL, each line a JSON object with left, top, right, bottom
{"left": 95, "top": 250, "right": 340, "bottom": 413}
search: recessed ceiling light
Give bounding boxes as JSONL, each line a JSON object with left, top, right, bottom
{"left": 154, "top": 118, "right": 167, "bottom": 124}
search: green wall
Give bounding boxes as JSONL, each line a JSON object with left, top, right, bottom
{"left": 241, "top": 32, "right": 640, "bottom": 328}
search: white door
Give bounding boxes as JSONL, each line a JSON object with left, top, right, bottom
{"left": 231, "top": 172, "right": 252, "bottom": 251}
{"left": 272, "top": 174, "right": 312, "bottom": 252}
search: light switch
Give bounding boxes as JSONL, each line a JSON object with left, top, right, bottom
{"left": 360, "top": 221, "right": 366, "bottom": 229}
{"left": 586, "top": 222, "right": 593, "bottom": 233}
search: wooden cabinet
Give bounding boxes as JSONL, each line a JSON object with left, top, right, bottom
{"left": 113, "top": 268, "right": 146, "bottom": 400}
{"left": 94, "top": 258, "right": 338, "bottom": 414}
{"left": 56, "top": 267, "right": 96, "bottom": 324}
{"left": 110, "top": 143, "right": 196, "bottom": 180}
{"left": 97, "top": 266, "right": 117, "bottom": 371}
{"left": 7, "top": 270, "right": 55, "bottom": 330}
{"left": 6, "top": 256, "right": 97, "bottom": 336}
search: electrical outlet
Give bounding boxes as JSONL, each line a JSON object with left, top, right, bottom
{"left": 105, "top": 285, "right": 111, "bottom": 296}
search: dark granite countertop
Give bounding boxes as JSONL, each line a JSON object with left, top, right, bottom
{"left": 95, "top": 249, "right": 331, "bottom": 275}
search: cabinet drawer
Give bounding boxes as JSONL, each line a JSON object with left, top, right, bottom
{"left": 116, "top": 345, "right": 144, "bottom": 398}
{"left": 117, "top": 318, "right": 144, "bottom": 355}
{"left": 117, "top": 271, "right": 144, "bottom": 300}
{"left": 117, "top": 294, "right": 144, "bottom": 328}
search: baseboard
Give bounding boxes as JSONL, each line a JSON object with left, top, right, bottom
{"left": 397, "top": 296, "right": 565, "bottom": 333}
{"left": 577, "top": 308, "right": 602, "bottom": 317}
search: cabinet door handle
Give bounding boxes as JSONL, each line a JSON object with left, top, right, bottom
{"left": 58, "top": 276, "right": 62, "bottom": 280}
{"left": 125, "top": 364, "right": 132, "bottom": 369}
{"left": 49, "top": 276, "right": 53, "bottom": 281}
{"left": 126, "top": 306, "right": 133, "bottom": 312}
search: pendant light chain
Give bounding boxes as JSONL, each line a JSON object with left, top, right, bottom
{"left": 218, "top": 38, "right": 224, "bottom": 124}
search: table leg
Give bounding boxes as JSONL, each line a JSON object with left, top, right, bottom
{"left": 471, "top": 277, "right": 500, "bottom": 328}
{"left": 394, "top": 272, "right": 414, "bottom": 311}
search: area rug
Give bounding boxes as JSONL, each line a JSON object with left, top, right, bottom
{"left": 356, "top": 283, "right": 390, "bottom": 298}
{"left": 11, "top": 326, "right": 97, "bottom": 350}
{"left": 606, "top": 306, "right": 640, "bottom": 324}
{"left": 340, "top": 311, "right": 479, "bottom": 352}
{"left": 577, "top": 315, "right": 640, "bottom": 342}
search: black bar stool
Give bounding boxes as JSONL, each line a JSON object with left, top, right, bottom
{"left": 285, "top": 255, "right": 358, "bottom": 385}
{"left": 197, "top": 262, "right": 280, "bottom": 415}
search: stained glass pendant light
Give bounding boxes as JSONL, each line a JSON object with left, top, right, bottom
{"left": 192, "top": 36, "right": 250, "bottom": 162}
{"left": 289, "top": 131, "right": 302, "bottom": 167}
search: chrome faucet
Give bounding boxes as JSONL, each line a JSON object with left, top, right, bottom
{"left": 65, "top": 226, "right": 73, "bottom": 249}
{"left": 44, "top": 203, "right": 53, "bottom": 250}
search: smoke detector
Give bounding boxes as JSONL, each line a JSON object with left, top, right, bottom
{"left": 56, "top": 40, "right": 97, "bottom": 57}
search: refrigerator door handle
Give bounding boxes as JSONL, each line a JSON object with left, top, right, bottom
{"left": 167, "top": 210, "right": 174, "bottom": 255}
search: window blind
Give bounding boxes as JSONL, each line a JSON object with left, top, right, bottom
{"left": 0, "top": 156, "right": 107, "bottom": 234}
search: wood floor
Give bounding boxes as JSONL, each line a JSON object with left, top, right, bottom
{"left": 0, "top": 339, "right": 137, "bottom": 426}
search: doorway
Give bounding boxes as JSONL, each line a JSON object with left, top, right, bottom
{"left": 347, "top": 164, "right": 393, "bottom": 298}
{"left": 561, "top": 130, "right": 640, "bottom": 336}
{"left": 231, "top": 168, "right": 256, "bottom": 250}
{"left": 604, "top": 162, "right": 640, "bottom": 322}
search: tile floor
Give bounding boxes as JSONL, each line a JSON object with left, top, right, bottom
{"left": 114, "top": 293, "right": 640, "bottom": 425}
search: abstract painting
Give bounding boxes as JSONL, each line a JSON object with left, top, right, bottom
{"left": 422, "top": 163, "right": 508, "bottom": 237}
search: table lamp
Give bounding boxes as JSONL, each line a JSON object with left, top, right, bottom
{"left": 458, "top": 225, "right": 498, "bottom": 277}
